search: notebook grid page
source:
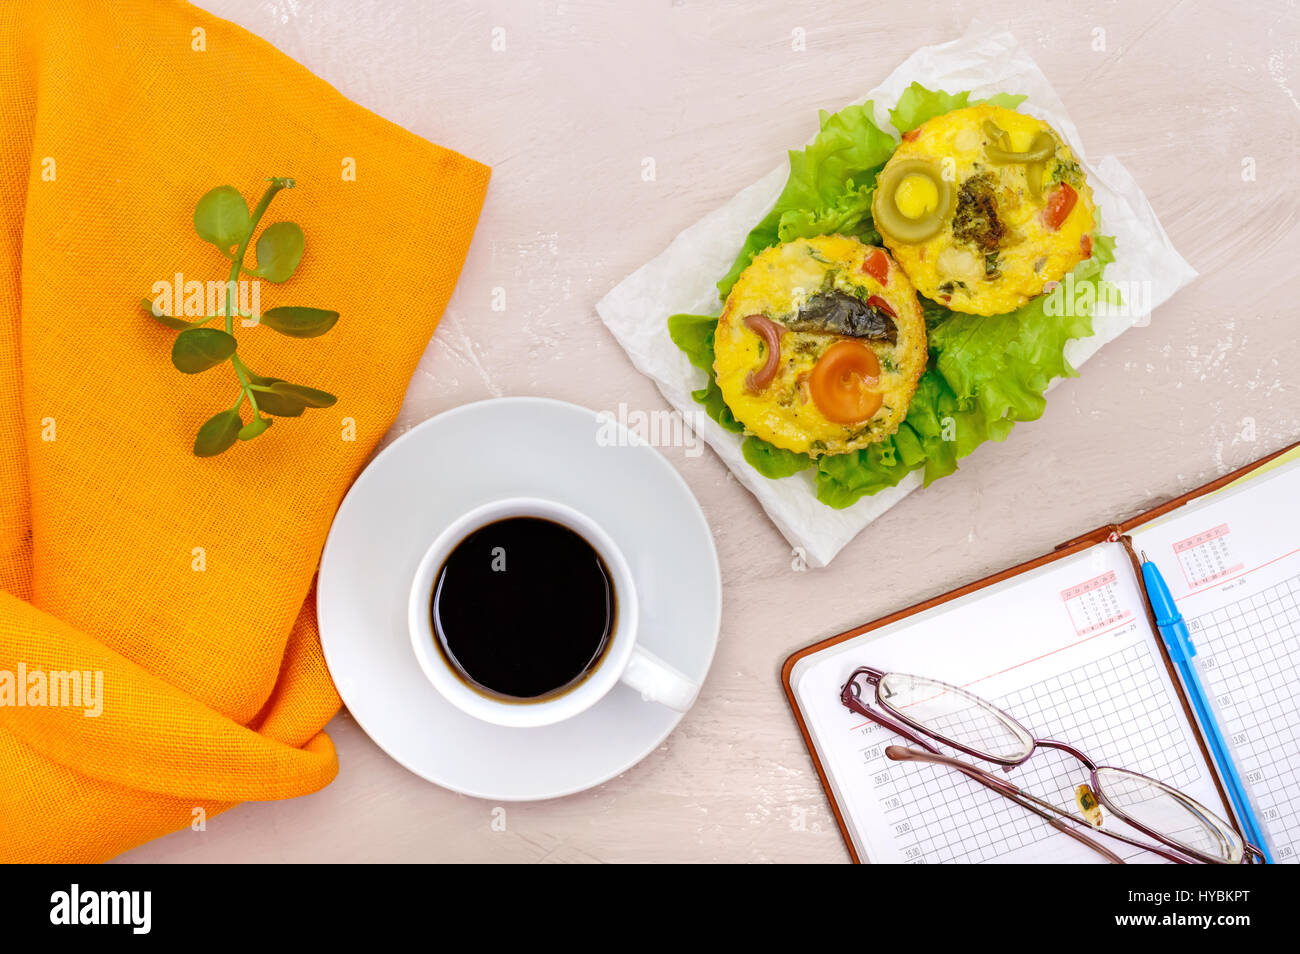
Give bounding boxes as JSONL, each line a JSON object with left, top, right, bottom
{"left": 1131, "top": 455, "right": 1300, "bottom": 863}
{"left": 858, "top": 641, "right": 1200, "bottom": 864}
{"left": 793, "top": 542, "right": 1225, "bottom": 864}
{"left": 1185, "top": 575, "right": 1300, "bottom": 862}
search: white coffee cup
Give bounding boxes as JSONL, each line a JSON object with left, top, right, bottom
{"left": 408, "top": 497, "right": 699, "bottom": 728}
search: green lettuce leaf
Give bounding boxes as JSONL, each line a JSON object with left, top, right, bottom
{"left": 695, "top": 379, "right": 743, "bottom": 433}
{"left": 667, "top": 312, "right": 715, "bottom": 373}
{"left": 889, "top": 82, "right": 1028, "bottom": 134}
{"left": 716, "top": 103, "right": 896, "bottom": 299}
{"left": 776, "top": 180, "right": 880, "bottom": 248}
{"left": 742, "top": 436, "right": 815, "bottom": 478}
{"left": 669, "top": 313, "right": 743, "bottom": 432}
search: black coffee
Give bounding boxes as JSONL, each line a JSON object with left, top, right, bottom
{"left": 431, "top": 516, "right": 615, "bottom": 700}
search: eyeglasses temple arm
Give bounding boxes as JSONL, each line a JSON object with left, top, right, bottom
{"left": 885, "top": 746, "right": 1125, "bottom": 864}
{"left": 1046, "top": 817, "right": 1125, "bottom": 864}
{"left": 886, "top": 745, "right": 1020, "bottom": 796}
{"left": 841, "top": 691, "right": 944, "bottom": 756}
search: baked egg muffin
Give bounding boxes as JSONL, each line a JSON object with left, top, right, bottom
{"left": 872, "top": 105, "right": 1096, "bottom": 315}
{"left": 713, "top": 235, "right": 927, "bottom": 457}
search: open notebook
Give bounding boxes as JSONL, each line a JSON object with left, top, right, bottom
{"left": 784, "top": 444, "right": 1300, "bottom": 864}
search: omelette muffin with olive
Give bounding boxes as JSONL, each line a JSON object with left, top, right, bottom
{"left": 713, "top": 235, "right": 927, "bottom": 457}
{"left": 872, "top": 104, "right": 1096, "bottom": 315}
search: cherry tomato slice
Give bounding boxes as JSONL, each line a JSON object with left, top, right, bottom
{"left": 1043, "top": 183, "right": 1078, "bottom": 231}
{"left": 810, "top": 340, "right": 882, "bottom": 425}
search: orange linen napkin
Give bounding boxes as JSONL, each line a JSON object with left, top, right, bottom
{"left": 0, "top": 0, "right": 490, "bottom": 861}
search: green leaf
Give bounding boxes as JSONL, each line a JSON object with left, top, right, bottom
{"left": 742, "top": 436, "right": 814, "bottom": 479}
{"left": 248, "top": 376, "right": 338, "bottom": 414}
{"left": 776, "top": 180, "right": 880, "bottom": 247}
{"left": 238, "top": 416, "right": 273, "bottom": 441}
{"left": 244, "top": 373, "right": 304, "bottom": 417}
{"left": 693, "top": 378, "right": 744, "bottom": 433}
{"left": 258, "top": 306, "right": 339, "bottom": 339}
{"left": 888, "top": 83, "right": 1028, "bottom": 134}
{"left": 141, "top": 298, "right": 194, "bottom": 331}
{"left": 669, "top": 314, "right": 744, "bottom": 433}
{"left": 977, "top": 92, "right": 1030, "bottom": 111}
{"left": 889, "top": 84, "right": 972, "bottom": 134}
{"left": 171, "top": 328, "right": 237, "bottom": 374}
{"left": 717, "top": 103, "right": 897, "bottom": 299}
{"left": 194, "top": 409, "right": 243, "bottom": 457}
{"left": 250, "top": 384, "right": 304, "bottom": 416}
{"left": 254, "top": 221, "right": 305, "bottom": 283}
{"left": 193, "top": 186, "right": 251, "bottom": 250}
{"left": 814, "top": 433, "right": 923, "bottom": 507}
{"left": 667, "top": 313, "right": 719, "bottom": 373}
{"left": 265, "top": 380, "right": 336, "bottom": 408}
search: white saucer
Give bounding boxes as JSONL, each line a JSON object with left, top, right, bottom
{"left": 317, "top": 397, "right": 722, "bottom": 800}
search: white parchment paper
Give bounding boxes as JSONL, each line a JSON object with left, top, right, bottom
{"left": 596, "top": 22, "right": 1197, "bottom": 567}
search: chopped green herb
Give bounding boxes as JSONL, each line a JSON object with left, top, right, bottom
{"left": 1050, "top": 158, "right": 1083, "bottom": 187}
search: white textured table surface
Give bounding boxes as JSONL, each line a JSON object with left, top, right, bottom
{"left": 117, "top": 0, "right": 1300, "bottom": 863}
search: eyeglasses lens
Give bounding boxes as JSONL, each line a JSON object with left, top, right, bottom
{"left": 1095, "top": 767, "right": 1243, "bottom": 863}
{"left": 876, "top": 672, "right": 1034, "bottom": 763}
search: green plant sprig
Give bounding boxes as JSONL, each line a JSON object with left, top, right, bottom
{"left": 143, "top": 177, "right": 340, "bottom": 457}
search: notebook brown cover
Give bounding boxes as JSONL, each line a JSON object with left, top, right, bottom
{"left": 781, "top": 440, "right": 1300, "bottom": 863}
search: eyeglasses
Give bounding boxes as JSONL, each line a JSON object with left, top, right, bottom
{"left": 840, "top": 667, "right": 1263, "bottom": 864}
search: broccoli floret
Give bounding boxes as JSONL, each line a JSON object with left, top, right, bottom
{"left": 952, "top": 173, "right": 1005, "bottom": 253}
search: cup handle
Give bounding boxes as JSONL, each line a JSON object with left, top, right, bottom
{"left": 620, "top": 645, "right": 699, "bottom": 712}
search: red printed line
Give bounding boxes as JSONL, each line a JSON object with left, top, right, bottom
{"left": 1184, "top": 545, "right": 1300, "bottom": 598}
{"left": 1060, "top": 570, "right": 1118, "bottom": 601}
{"left": 846, "top": 615, "right": 1137, "bottom": 732}
{"left": 1186, "top": 563, "right": 1245, "bottom": 589}
{"left": 1173, "top": 523, "right": 1231, "bottom": 554}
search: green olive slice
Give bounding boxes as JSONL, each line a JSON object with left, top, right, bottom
{"left": 1026, "top": 160, "right": 1045, "bottom": 198}
{"left": 985, "top": 131, "right": 1056, "bottom": 165}
{"left": 872, "top": 159, "right": 954, "bottom": 244}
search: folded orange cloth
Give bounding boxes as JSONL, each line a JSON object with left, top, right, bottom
{"left": 0, "top": 0, "right": 489, "bottom": 860}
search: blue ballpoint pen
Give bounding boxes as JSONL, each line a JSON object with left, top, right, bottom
{"left": 1140, "top": 552, "right": 1272, "bottom": 863}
